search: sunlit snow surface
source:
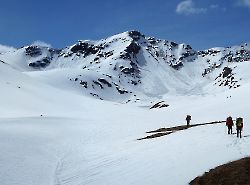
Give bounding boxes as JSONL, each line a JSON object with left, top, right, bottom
{"left": 0, "top": 60, "right": 250, "bottom": 185}
{"left": 0, "top": 34, "right": 250, "bottom": 185}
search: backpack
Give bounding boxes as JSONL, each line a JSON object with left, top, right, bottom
{"left": 236, "top": 117, "right": 243, "bottom": 127}
{"left": 226, "top": 117, "right": 233, "bottom": 126}
{"left": 186, "top": 115, "right": 191, "bottom": 120}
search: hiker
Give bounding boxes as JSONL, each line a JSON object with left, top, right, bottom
{"left": 236, "top": 117, "right": 243, "bottom": 138}
{"left": 186, "top": 115, "right": 191, "bottom": 127}
{"left": 226, "top": 116, "right": 233, "bottom": 134}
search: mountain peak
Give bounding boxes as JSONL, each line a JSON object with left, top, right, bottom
{"left": 127, "top": 30, "right": 145, "bottom": 41}
{"left": 0, "top": 32, "right": 249, "bottom": 103}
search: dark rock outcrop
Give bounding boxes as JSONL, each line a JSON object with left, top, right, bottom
{"left": 150, "top": 101, "right": 169, "bottom": 109}
{"left": 25, "top": 46, "right": 42, "bottom": 57}
{"left": 28, "top": 57, "right": 51, "bottom": 68}
{"left": 222, "top": 67, "right": 232, "bottom": 78}
{"left": 70, "top": 42, "right": 99, "bottom": 56}
{"left": 128, "top": 30, "right": 145, "bottom": 41}
{"left": 125, "top": 42, "right": 141, "bottom": 55}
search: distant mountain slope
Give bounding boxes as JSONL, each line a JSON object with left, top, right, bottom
{"left": 0, "top": 44, "right": 16, "bottom": 54}
{"left": 0, "top": 62, "right": 90, "bottom": 117}
{"left": 0, "top": 31, "right": 249, "bottom": 103}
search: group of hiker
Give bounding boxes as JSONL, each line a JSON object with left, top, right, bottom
{"left": 226, "top": 116, "right": 244, "bottom": 138}
{"left": 185, "top": 115, "right": 244, "bottom": 138}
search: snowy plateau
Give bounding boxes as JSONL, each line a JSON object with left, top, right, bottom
{"left": 0, "top": 31, "right": 250, "bottom": 185}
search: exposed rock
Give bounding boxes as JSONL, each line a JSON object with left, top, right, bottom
{"left": 116, "top": 87, "right": 128, "bottom": 94}
{"left": 70, "top": 42, "right": 99, "bottom": 57}
{"left": 131, "top": 80, "right": 138, "bottom": 85}
{"left": 113, "top": 84, "right": 129, "bottom": 94}
{"left": 222, "top": 67, "right": 232, "bottom": 78}
{"left": 150, "top": 101, "right": 169, "bottom": 109}
{"left": 148, "top": 37, "right": 157, "bottom": 45}
{"left": 202, "top": 62, "right": 222, "bottom": 77}
{"left": 90, "top": 93, "right": 100, "bottom": 98}
{"left": 128, "top": 30, "right": 145, "bottom": 41}
{"left": 93, "top": 80, "right": 103, "bottom": 89}
{"left": 170, "top": 41, "right": 178, "bottom": 47}
{"left": 28, "top": 57, "right": 51, "bottom": 68}
{"left": 25, "top": 46, "right": 42, "bottom": 57}
{"left": 170, "top": 62, "right": 183, "bottom": 70}
{"left": 105, "top": 74, "right": 112, "bottom": 78}
{"left": 98, "top": 78, "right": 112, "bottom": 87}
{"left": 79, "top": 81, "right": 87, "bottom": 88}
{"left": 214, "top": 66, "right": 240, "bottom": 89}
{"left": 125, "top": 41, "right": 141, "bottom": 55}
{"left": 121, "top": 67, "right": 136, "bottom": 74}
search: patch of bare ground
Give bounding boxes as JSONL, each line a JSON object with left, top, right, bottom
{"left": 190, "top": 157, "right": 250, "bottom": 185}
{"left": 137, "top": 132, "right": 172, "bottom": 140}
{"left": 137, "top": 121, "right": 226, "bottom": 140}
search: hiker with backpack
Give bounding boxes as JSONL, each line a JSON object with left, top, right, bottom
{"left": 236, "top": 117, "right": 243, "bottom": 138}
{"left": 186, "top": 115, "right": 191, "bottom": 127}
{"left": 226, "top": 116, "right": 233, "bottom": 134}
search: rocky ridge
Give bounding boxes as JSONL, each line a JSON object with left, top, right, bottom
{"left": 0, "top": 31, "right": 249, "bottom": 103}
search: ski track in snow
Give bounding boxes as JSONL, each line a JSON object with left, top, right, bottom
{"left": 0, "top": 113, "right": 250, "bottom": 185}
{"left": 227, "top": 136, "right": 250, "bottom": 156}
{"left": 52, "top": 122, "right": 250, "bottom": 185}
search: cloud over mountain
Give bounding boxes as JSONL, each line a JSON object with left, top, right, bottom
{"left": 176, "top": 0, "right": 206, "bottom": 15}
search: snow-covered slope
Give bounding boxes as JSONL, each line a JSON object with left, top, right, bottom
{"left": 1, "top": 59, "right": 250, "bottom": 185}
{"left": 1, "top": 31, "right": 249, "bottom": 103}
{"left": 0, "top": 61, "right": 91, "bottom": 117}
{"left": 0, "top": 44, "right": 16, "bottom": 54}
{"left": 0, "top": 31, "right": 250, "bottom": 185}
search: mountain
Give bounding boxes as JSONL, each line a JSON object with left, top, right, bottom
{"left": 1, "top": 31, "right": 250, "bottom": 185}
{"left": 0, "top": 44, "right": 16, "bottom": 54}
{"left": 0, "top": 31, "right": 249, "bottom": 103}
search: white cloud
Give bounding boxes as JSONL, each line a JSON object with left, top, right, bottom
{"left": 32, "top": 40, "right": 52, "bottom": 48}
{"left": 176, "top": 0, "right": 206, "bottom": 15}
{"left": 209, "top": 4, "right": 227, "bottom": 12}
{"left": 238, "top": 0, "right": 250, "bottom": 8}
{"left": 210, "top": 4, "right": 219, "bottom": 9}
{"left": 0, "top": 44, "right": 16, "bottom": 53}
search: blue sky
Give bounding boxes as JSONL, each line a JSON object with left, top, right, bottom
{"left": 0, "top": 0, "right": 249, "bottom": 50}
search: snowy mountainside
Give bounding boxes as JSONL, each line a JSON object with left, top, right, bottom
{"left": 0, "top": 61, "right": 98, "bottom": 117}
{"left": 0, "top": 31, "right": 249, "bottom": 103}
{"left": 1, "top": 57, "right": 250, "bottom": 185}
{"left": 0, "top": 45, "right": 60, "bottom": 71}
{"left": 0, "top": 44, "right": 16, "bottom": 54}
{"left": 1, "top": 32, "right": 250, "bottom": 185}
